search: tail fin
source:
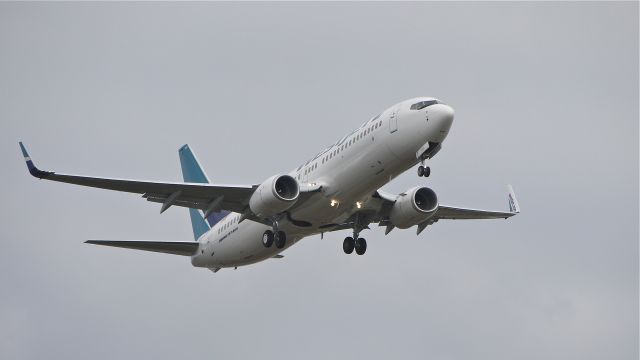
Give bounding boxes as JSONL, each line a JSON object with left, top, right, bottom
{"left": 179, "top": 144, "right": 211, "bottom": 184}
{"left": 178, "top": 145, "right": 229, "bottom": 239}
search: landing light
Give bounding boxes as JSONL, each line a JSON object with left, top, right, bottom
{"left": 330, "top": 199, "right": 338, "bottom": 207}
{"left": 356, "top": 202, "right": 362, "bottom": 209}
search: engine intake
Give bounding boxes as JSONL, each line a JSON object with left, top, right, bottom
{"left": 389, "top": 187, "right": 438, "bottom": 229}
{"left": 249, "top": 175, "right": 300, "bottom": 217}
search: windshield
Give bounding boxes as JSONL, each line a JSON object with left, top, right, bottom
{"left": 410, "top": 100, "right": 440, "bottom": 110}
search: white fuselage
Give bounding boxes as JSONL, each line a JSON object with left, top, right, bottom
{"left": 191, "top": 97, "right": 454, "bottom": 269}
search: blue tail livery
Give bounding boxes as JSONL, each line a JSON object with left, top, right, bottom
{"left": 178, "top": 144, "right": 230, "bottom": 238}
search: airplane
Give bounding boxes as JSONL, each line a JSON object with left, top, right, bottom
{"left": 19, "top": 97, "right": 519, "bottom": 272}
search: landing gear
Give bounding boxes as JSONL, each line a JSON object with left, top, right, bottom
{"left": 355, "top": 238, "right": 367, "bottom": 255}
{"left": 344, "top": 214, "right": 367, "bottom": 255}
{"left": 274, "top": 231, "right": 287, "bottom": 249}
{"left": 265, "top": 217, "right": 287, "bottom": 249}
{"left": 344, "top": 236, "right": 366, "bottom": 255}
{"left": 417, "top": 165, "right": 430, "bottom": 177}
{"left": 343, "top": 237, "right": 355, "bottom": 254}
{"left": 262, "top": 230, "right": 274, "bottom": 248}
{"left": 263, "top": 228, "right": 286, "bottom": 249}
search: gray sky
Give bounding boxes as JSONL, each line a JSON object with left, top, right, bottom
{"left": 1, "top": 2, "right": 637, "bottom": 359}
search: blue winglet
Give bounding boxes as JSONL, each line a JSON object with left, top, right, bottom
{"left": 18, "top": 142, "right": 52, "bottom": 179}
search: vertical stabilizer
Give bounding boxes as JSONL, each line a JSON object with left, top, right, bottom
{"left": 187, "top": 208, "right": 210, "bottom": 241}
{"left": 179, "top": 144, "right": 211, "bottom": 184}
{"left": 178, "top": 145, "right": 229, "bottom": 239}
{"left": 179, "top": 145, "right": 211, "bottom": 240}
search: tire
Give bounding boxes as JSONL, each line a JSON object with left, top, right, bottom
{"left": 343, "top": 237, "right": 355, "bottom": 254}
{"left": 262, "top": 230, "right": 274, "bottom": 248}
{"left": 275, "top": 231, "right": 287, "bottom": 249}
{"left": 417, "top": 165, "right": 425, "bottom": 177}
{"left": 424, "top": 166, "right": 431, "bottom": 177}
{"left": 355, "top": 238, "right": 367, "bottom": 255}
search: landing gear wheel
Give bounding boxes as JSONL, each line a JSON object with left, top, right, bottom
{"left": 262, "top": 230, "right": 274, "bottom": 248}
{"left": 343, "top": 237, "right": 355, "bottom": 254}
{"left": 355, "top": 238, "right": 367, "bottom": 255}
{"left": 418, "top": 165, "right": 431, "bottom": 177}
{"left": 274, "top": 231, "right": 287, "bottom": 249}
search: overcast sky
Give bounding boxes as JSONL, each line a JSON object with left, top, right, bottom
{"left": 1, "top": 2, "right": 637, "bottom": 360}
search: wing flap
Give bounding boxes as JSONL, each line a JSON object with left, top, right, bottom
{"left": 85, "top": 240, "right": 200, "bottom": 256}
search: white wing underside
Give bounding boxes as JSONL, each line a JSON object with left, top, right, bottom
{"left": 325, "top": 188, "right": 519, "bottom": 235}
{"left": 20, "top": 142, "right": 517, "bottom": 235}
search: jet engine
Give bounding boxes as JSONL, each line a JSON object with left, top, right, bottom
{"left": 389, "top": 187, "right": 438, "bottom": 229}
{"left": 249, "top": 175, "right": 300, "bottom": 218}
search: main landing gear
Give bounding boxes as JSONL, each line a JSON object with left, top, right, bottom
{"left": 343, "top": 217, "right": 367, "bottom": 255}
{"left": 262, "top": 217, "right": 288, "bottom": 249}
{"left": 343, "top": 236, "right": 367, "bottom": 255}
{"left": 262, "top": 230, "right": 287, "bottom": 249}
{"left": 343, "top": 214, "right": 367, "bottom": 255}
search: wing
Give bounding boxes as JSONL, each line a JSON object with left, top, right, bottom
{"left": 19, "top": 142, "right": 254, "bottom": 213}
{"left": 320, "top": 186, "right": 520, "bottom": 235}
{"left": 435, "top": 185, "right": 520, "bottom": 220}
{"left": 434, "top": 206, "right": 515, "bottom": 220}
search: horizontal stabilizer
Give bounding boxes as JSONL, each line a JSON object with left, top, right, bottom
{"left": 85, "top": 240, "right": 199, "bottom": 256}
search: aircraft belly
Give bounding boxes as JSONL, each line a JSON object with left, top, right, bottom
{"left": 289, "top": 138, "right": 403, "bottom": 227}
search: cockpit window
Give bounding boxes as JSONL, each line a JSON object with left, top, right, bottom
{"left": 410, "top": 100, "right": 439, "bottom": 110}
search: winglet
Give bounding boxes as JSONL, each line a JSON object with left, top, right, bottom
{"left": 507, "top": 184, "right": 520, "bottom": 214}
{"left": 18, "top": 142, "right": 52, "bottom": 179}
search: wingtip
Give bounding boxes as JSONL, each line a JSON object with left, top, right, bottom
{"left": 18, "top": 141, "right": 29, "bottom": 158}
{"left": 18, "top": 142, "right": 52, "bottom": 179}
{"left": 507, "top": 184, "right": 520, "bottom": 214}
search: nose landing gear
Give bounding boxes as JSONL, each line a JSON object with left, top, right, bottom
{"left": 417, "top": 165, "right": 430, "bottom": 177}
{"left": 417, "top": 157, "right": 431, "bottom": 178}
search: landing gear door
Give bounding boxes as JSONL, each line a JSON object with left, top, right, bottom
{"left": 389, "top": 107, "right": 398, "bottom": 133}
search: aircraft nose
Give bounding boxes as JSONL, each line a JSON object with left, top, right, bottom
{"left": 428, "top": 104, "right": 454, "bottom": 141}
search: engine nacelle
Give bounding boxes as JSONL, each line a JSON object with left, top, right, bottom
{"left": 249, "top": 175, "right": 300, "bottom": 218}
{"left": 389, "top": 187, "right": 438, "bottom": 229}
